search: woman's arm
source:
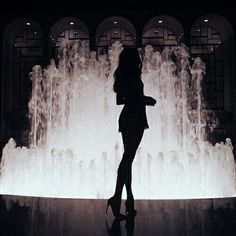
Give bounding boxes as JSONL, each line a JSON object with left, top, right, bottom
{"left": 115, "top": 79, "right": 156, "bottom": 106}
{"left": 116, "top": 91, "right": 137, "bottom": 105}
{"left": 116, "top": 81, "right": 138, "bottom": 105}
{"left": 116, "top": 93, "right": 156, "bottom": 106}
{"left": 144, "top": 95, "right": 156, "bottom": 106}
{"left": 116, "top": 93, "right": 126, "bottom": 105}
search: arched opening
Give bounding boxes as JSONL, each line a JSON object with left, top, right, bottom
{"left": 142, "top": 15, "right": 184, "bottom": 51}
{"left": 96, "top": 16, "right": 136, "bottom": 54}
{"left": 190, "top": 14, "right": 234, "bottom": 142}
{"left": 2, "top": 18, "right": 43, "bottom": 145}
{"left": 49, "top": 17, "right": 90, "bottom": 58}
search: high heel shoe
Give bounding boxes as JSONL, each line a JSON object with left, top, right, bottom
{"left": 106, "top": 196, "right": 126, "bottom": 220}
{"left": 125, "top": 198, "right": 137, "bottom": 216}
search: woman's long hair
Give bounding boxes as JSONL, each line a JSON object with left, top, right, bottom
{"left": 113, "top": 48, "right": 142, "bottom": 93}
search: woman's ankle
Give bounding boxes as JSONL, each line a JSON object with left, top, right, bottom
{"left": 113, "top": 193, "right": 122, "bottom": 200}
{"left": 126, "top": 193, "right": 134, "bottom": 200}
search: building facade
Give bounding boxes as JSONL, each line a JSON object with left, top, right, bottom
{"left": 0, "top": 5, "right": 236, "bottom": 150}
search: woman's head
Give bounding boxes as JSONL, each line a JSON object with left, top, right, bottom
{"left": 113, "top": 48, "right": 142, "bottom": 92}
{"left": 118, "top": 48, "right": 142, "bottom": 70}
{"left": 118, "top": 48, "right": 142, "bottom": 72}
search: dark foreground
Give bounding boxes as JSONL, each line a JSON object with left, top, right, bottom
{"left": 0, "top": 195, "right": 236, "bottom": 236}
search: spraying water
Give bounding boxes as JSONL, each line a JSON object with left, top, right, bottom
{"left": 0, "top": 41, "right": 235, "bottom": 199}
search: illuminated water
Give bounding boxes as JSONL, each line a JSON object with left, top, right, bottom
{"left": 0, "top": 41, "right": 235, "bottom": 199}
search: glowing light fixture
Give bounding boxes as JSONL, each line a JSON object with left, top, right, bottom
{"left": 204, "top": 19, "right": 208, "bottom": 22}
{"left": 114, "top": 21, "right": 118, "bottom": 24}
{"left": 158, "top": 20, "right": 163, "bottom": 23}
{"left": 70, "top": 22, "right": 74, "bottom": 25}
{"left": 26, "top": 22, "right": 31, "bottom": 26}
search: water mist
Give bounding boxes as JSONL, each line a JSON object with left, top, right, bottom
{"left": 0, "top": 41, "right": 235, "bottom": 199}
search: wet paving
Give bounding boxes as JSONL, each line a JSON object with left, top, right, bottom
{"left": 0, "top": 195, "right": 236, "bottom": 236}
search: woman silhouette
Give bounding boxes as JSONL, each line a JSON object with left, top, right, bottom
{"left": 106, "top": 48, "right": 156, "bottom": 219}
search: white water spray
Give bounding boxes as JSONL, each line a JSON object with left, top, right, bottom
{"left": 0, "top": 41, "right": 235, "bottom": 199}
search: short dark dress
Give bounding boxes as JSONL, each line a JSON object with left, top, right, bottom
{"left": 117, "top": 77, "right": 149, "bottom": 132}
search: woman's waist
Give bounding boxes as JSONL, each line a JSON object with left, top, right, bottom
{"left": 123, "top": 103, "right": 145, "bottom": 109}
{"left": 122, "top": 105, "right": 146, "bottom": 114}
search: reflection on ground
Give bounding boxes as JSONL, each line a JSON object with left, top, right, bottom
{"left": 0, "top": 196, "right": 236, "bottom": 236}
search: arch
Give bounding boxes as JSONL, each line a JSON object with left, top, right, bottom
{"left": 49, "top": 17, "right": 90, "bottom": 44}
{"left": 96, "top": 16, "right": 136, "bottom": 40}
{"left": 95, "top": 16, "right": 136, "bottom": 50}
{"left": 191, "top": 14, "right": 233, "bottom": 43}
{"left": 142, "top": 15, "right": 184, "bottom": 47}
{"left": 2, "top": 18, "right": 44, "bottom": 145}
{"left": 4, "top": 17, "right": 43, "bottom": 45}
{"left": 190, "top": 14, "right": 234, "bottom": 142}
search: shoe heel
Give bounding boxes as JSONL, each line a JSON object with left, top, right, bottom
{"left": 125, "top": 199, "right": 137, "bottom": 216}
{"left": 106, "top": 196, "right": 124, "bottom": 219}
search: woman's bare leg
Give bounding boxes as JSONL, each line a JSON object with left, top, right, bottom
{"left": 114, "top": 128, "right": 144, "bottom": 199}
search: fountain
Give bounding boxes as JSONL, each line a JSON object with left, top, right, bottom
{"left": 0, "top": 40, "right": 235, "bottom": 199}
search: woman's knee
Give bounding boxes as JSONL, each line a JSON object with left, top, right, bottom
{"left": 123, "top": 150, "right": 136, "bottom": 161}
